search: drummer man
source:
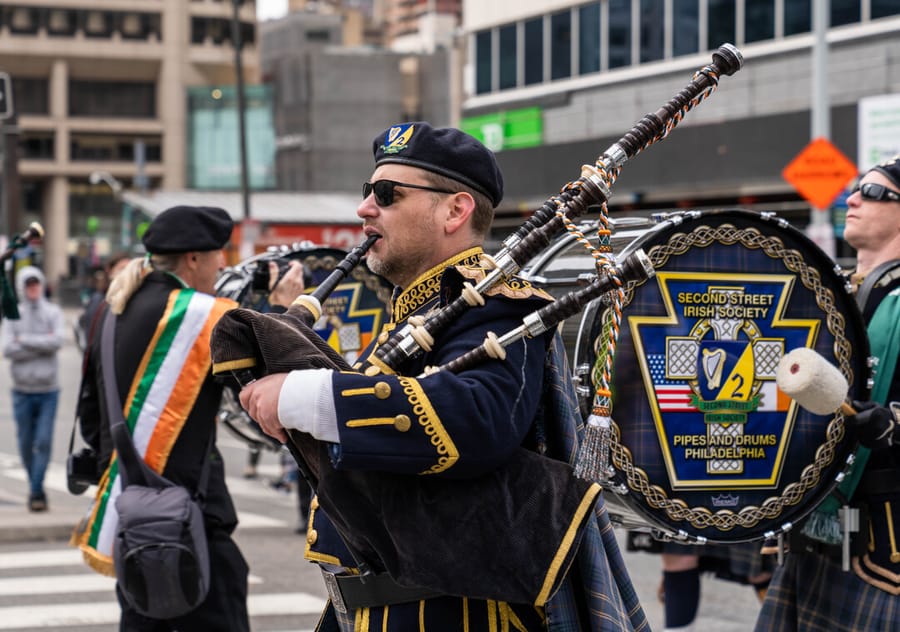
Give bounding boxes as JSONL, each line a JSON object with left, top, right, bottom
{"left": 755, "top": 155, "right": 900, "bottom": 631}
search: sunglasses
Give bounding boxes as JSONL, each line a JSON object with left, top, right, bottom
{"left": 852, "top": 182, "right": 900, "bottom": 203}
{"left": 363, "top": 179, "right": 456, "bottom": 207}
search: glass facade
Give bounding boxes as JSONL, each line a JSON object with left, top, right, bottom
{"left": 472, "top": 0, "right": 895, "bottom": 97}
{"left": 578, "top": 3, "right": 601, "bottom": 75}
{"left": 524, "top": 17, "right": 543, "bottom": 85}
{"left": 187, "top": 85, "right": 276, "bottom": 190}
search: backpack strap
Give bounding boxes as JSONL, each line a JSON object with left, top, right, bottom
{"left": 855, "top": 259, "right": 900, "bottom": 311}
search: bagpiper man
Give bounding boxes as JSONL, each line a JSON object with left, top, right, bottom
{"left": 238, "top": 122, "right": 647, "bottom": 631}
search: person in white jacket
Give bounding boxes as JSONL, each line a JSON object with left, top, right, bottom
{"left": 1, "top": 266, "right": 65, "bottom": 511}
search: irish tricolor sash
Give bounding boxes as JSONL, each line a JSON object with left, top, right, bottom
{"left": 72, "top": 289, "right": 235, "bottom": 576}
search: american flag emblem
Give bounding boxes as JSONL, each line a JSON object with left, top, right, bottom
{"left": 648, "top": 354, "right": 697, "bottom": 412}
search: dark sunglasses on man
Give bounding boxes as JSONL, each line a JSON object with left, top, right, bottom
{"left": 852, "top": 182, "right": 900, "bottom": 203}
{"left": 363, "top": 179, "right": 456, "bottom": 207}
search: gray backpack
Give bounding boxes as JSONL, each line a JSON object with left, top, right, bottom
{"left": 100, "top": 311, "right": 212, "bottom": 619}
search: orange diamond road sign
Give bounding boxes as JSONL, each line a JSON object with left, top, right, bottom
{"left": 782, "top": 137, "right": 858, "bottom": 209}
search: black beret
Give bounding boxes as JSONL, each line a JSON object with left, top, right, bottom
{"left": 372, "top": 122, "right": 504, "bottom": 207}
{"left": 142, "top": 205, "right": 233, "bottom": 254}
{"left": 871, "top": 154, "right": 900, "bottom": 191}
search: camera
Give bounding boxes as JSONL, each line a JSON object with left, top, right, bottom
{"left": 67, "top": 448, "right": 99, "bottom": 495}
{"left": 251, "top": 259, "right": 291, "bottom": 291}
{"left": 251, "top": 259, "right": 312, "bottom": 292}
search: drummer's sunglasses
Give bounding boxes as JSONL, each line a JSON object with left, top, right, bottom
{"left": 854, "top": 182, "right": 900, "bottom": 203}
{"left": 363, "top": 179, "right": 456, "bottom": 207}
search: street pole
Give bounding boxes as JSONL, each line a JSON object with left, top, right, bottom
{"left": 809, "top": 0, "right": 836, "bottom": 258}
{"left": 231, "top": 0, "right": 255, "bottom": 260}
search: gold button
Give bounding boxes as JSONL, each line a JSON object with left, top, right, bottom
{"left": 393, "top": 414, "right": 411, "bottom": 432}
{"left": 377, "top": 331, "right": 389, "bottom": 344}
{"left": 364, "top": 366, "right": 381, "bottom": 377}
{"left": 306, "top": 529, "right": 318, "bottom": 545}
{"left": 374, "top": 382, "right": 391, "bottom": 399}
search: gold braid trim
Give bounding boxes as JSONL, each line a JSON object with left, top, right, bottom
{"left": 392, "top": 248, "right": 484, "bottom": 322}
{"left": 398, "top": 376, "right": 459, "bottom": 474}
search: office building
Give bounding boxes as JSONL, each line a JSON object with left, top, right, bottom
{"left": 0, "top": 0, "right": 259, "bottom": 289}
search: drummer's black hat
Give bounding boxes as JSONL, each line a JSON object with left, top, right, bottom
{"left": 372, "top": 122, "right": 504, "bottom": 208}
{"left": 872, "top": 154, "right": 900, "bottom": 191}
{"left": 142, "top": 206, "right": 233, "bottom": 254}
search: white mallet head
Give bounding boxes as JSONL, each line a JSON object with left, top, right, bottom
{"left": 776, "top": 347, "right": 849, "bottom": 416}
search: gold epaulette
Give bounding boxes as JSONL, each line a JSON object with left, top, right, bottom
{"left": 454, "top": 258, "right": 554, "bottom": 302}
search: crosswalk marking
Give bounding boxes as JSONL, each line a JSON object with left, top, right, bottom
{"left": 0, "top": 452, "right": 293, "bottom": 529}
{"left": 0, "top": 549, "right": 83, "bottom": 569}
{"left": 0, "top": 592, "right": 326, "bottom": 629}
{"left": 0, "top": 573, "right": 115, "bottom": 595}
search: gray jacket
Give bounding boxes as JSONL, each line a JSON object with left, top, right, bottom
{"left": 1, "top": 266, "right": 65, "bottom": 392}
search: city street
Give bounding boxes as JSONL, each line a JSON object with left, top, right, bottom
{"left": 0, "top": 308, "right": 765, "bottom": 631}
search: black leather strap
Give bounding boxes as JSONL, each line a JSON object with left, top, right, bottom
{"left": 321, "top": 569, "right": 439, "bottom": 613}
{"left": 855, "top": 259, "right": 900, "bottom": 311}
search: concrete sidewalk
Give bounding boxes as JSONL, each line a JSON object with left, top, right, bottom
{"left": 0, "top": 465, "right": 93, "bottom": 543}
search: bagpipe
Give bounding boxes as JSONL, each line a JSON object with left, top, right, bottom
{"left": 207, "top": 45, "right": 749, "bottom": 603}
{"left": 0, "top": 222, "right": 45, "bottom": 321}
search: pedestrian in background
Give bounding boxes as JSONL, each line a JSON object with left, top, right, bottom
{"left": 1, "top": 266, "right": 65, "bottom": 512}
{"left": 75, "top": 252, "right": 130, "bottom": 351}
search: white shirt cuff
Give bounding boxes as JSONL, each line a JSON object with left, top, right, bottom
{"left": 277, "top": 368, "right": 339, "bottom": 443}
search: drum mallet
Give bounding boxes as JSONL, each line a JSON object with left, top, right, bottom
{"left": 776, "top": 347, "right": 859, "bottom": 570}
{"left": 776, "top": 347, "right": 856, "bottom": 417}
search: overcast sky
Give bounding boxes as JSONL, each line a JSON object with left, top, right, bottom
{"left": 257, "top": 0, "right": 288, "bottom": 22}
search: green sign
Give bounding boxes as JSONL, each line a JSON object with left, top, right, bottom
{"left": 460, "top": 107, "right": 543, "bottom": 152}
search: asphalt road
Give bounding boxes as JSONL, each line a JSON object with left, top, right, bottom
{"left": 0, "top": 308, "right": 766, "bottom": 631}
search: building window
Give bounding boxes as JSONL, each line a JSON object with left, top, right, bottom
{"left": 830, "top": 0, "right": 859, "bottom": 27}
{"left": 673, "top": 0, "right": 698, "bottom": 56}
{"left": 785, "top": 0, "right": 811, "bottom": 36}
{"left": 551, "top": 11, "right": 572, "bottom": 81}
{"left": 524, "top": 17, "right": 543, "bottom": 85}
{"left": 708, "top": 0, "right": 736, "bottom": 51}
{"left": 640, "top": 0, "right": 664, "bottom": 63}
{"left": 8, "top": 7, "right": 39, "bottom": 34}
{"left": 70, "top": 134, "right": 161, "bottom": 162}
{"left": 475, "top": 30, "right": 492, "bottom": 94}
{"left": 11, "top": 77, "right": 49, "bottom": 115}
{"left": 83, "top": 11, "right": 113, "bottom": 37}
{"left": 499, "top": 24, "right": 517, "bottom": 90}
{"left": 47, "top": 9, "right": 77, "bottom": 36}
{"left": 20, "top": 132, "right": 54, "bottom": 160}
{"left": 608, "top": 0, "right": 631, "bottom": 69}
{"left": 873, "top": 0, "right": 900, "bottom": 19}
{"left": 745, "top": 0, "right": 775, "bottom": 43}
{"left": 306, "top": 29, "right": 331, "bottom": 42}
{"left": 69, "top": 81, "right": 156, "bottom": 118}
{"left": 578, "top": 3, "right": 601, "bottom": 75}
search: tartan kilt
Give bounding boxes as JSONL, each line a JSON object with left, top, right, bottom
{"left": 754, "top": 551, "right": 898, "bottom": 632}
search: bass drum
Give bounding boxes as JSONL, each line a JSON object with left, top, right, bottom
{"left": 215, "top": 244, "right": 393, "bottom": 449}
{"left": 573, "top": 209, "right": 869, "bottom": 543}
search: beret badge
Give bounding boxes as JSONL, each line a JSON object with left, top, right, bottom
{"left": 380, "top": 124, "right": 415, "bottom": 155}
